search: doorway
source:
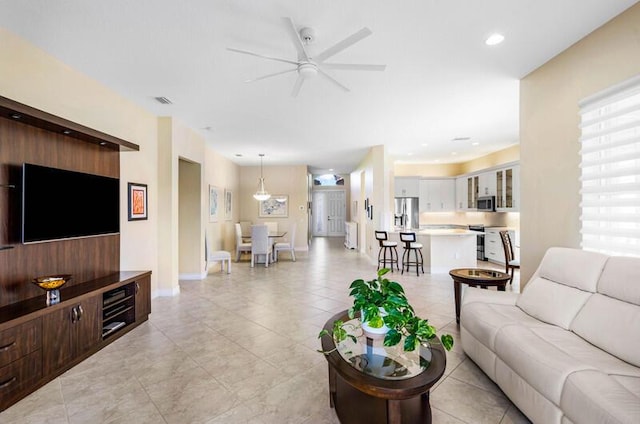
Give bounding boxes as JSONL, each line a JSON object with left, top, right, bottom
{"left": 312, "top": 190, "right": 346, "bottom": 237}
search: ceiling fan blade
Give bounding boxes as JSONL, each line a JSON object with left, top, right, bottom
{"left": 227, "top": 47, "right": 299, "bottom": 66}
{"left": 320, "top": 63, "right": 386, "bottom": 71}
{"left": 317, "top": 68, "right": 350, "bottom": 92}
{"left": 313, "top": 27, "right": 373, "bottom": 63}
{"left": 291, "top": 75, "right": 305, "bottom": 97}
{"left": 282, "top": 17, "right": 310, "bottom": 62}
{"left": 244, "top": 68, "right": 298, "bottom": 83}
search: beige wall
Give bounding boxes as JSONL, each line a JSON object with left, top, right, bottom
{"left": 520, "top": 3, "right": 640, "bottom": 283}
{"left": 0, "top": 27, "right": 160, "bottom": 294}
{"left": 394, "top": 145, "right": 520, "bottom": 177}
{"left": 0, "top": 27, "right": 243, "bottom": 296}
{"left": 239, "top": 165, "right": 309, "bottom": 250}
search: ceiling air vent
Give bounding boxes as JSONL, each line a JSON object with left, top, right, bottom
{"left": 451, "top": 137, "right": 471, "bottom": 142}
{"left": 154, "top": 96, "right": 172, "bottom": 105}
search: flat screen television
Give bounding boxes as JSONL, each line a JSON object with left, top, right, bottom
{"left": 22, "top": 163, "right": 120, "bottom": 243}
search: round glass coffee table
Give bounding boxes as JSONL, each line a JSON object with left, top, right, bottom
{"left": 320, "top": 310, "right": 447, "bottom": 424}
{"left": 449, "top": 268, "right": 511, "bottom": 324}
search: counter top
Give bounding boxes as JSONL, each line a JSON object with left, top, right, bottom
{"left": 391, "top": 229, "right": 479, "bottom": 236}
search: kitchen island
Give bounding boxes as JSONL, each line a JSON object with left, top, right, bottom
{"left": 389, "top": 229, "right": 477, "bottom": 274}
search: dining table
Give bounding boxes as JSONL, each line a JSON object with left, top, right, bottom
{"left": 243, "top": 231, "right": 287, "bottom": 263}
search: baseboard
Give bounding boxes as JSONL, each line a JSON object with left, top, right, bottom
{"left": 179, "top": 272, "right": 207, "bottom": 280}
{"left": 153, "top": 287, "right": 180, "bottom": 298}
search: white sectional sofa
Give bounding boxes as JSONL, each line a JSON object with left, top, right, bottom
{"left": 460, "top": 247, "right": 640, "bottom": 424}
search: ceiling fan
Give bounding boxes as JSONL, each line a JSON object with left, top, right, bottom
{"left": 227, "top": 17, "right": 386, "bottom": 97}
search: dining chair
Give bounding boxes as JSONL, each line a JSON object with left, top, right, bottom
{"left": 499, "top": 230, "right": 520, "bottom": 284}
{"left": 239, "top": 220, "right": 252, "bottom": 242}
{"left": 235, "top": 223, "right": 252, "bottom": 262}
{"left": 251, "top": 224, "right": 272, "bottom": 267}
{"left": 263, "top": 221, "right": 278, "bottom": 234}
{"left": 274, "top": 223, "right": 296, "bottom": 262}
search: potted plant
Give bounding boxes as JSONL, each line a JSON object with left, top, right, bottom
{"left": 319, "top": 268, "right": 454, "bottom": 353}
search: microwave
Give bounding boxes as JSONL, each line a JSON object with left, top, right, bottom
{"left": 477, "top": 196, "right": 496, "bottom": 212}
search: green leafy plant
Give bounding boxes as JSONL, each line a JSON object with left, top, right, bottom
{"left": 319, "top": 268, "right": 454, "bottom": 353}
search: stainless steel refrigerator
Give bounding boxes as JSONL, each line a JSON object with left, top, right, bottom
{"left": 394, "top": 197, "right": 419, "bottom": 230}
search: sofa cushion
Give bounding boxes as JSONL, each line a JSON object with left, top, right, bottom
{"left": 571, "top": 293, "right": 640, "bottom": 368}
{"left": 516, "top": 277, "right": 592, "bottom": 329}
{"left": 533, "top": 247, "right": 609, "bottom": 292}
{"left": 515, "top": 248, "right": 608, "bottom": 330}
{"left": 494, "top": 324, "right": 596, "bottom": 404}
{"left": 561, "top": 370, "right": 640, "bottom": 424}
{"left": 597, "top": 256, "right": 640, "bottom": 306}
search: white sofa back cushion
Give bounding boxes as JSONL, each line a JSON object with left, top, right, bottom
{"left": 571, "top": 256, "right": 640, "bottom": 368}
{"left": 516, "top": 248, "right": 608, "bottom": 329}
{"left": 516, "top": 277, "right": 593, "bottom": 329}
{"left": 597, "top": 256, "right": 640, "bottom": 305}
{"left": 571, "top": 294, "right": 640, "bottom": 367}
{"left": 533, "top": 247, "right": 609, "bottom": 292}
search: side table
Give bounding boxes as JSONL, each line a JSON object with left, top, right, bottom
{"left": 449, "top": 268, "right": 511, "bottom": 324}
{"left": 320, "top": 310, "right": 447, "bottom": 424}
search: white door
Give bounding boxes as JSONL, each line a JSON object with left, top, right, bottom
{"left": 327, "top": 191, "right": 346, "bottom": 236}
{"left": 312, "top": 191, "right": 346, "bottom": 236}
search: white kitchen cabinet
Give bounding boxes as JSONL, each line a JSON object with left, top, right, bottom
{"left": 478, "top": 172, "right": 497, "bottom": 197}
{"left": 495, "top": 165, "right": 520, "bottom": 212}
{"left": 394, "top": 177, "right": 419, "bottom": 197}
{"left": 466, "top": 175, "right": 479, "bottom": 209}
{"left": 455, "top": 177, "right": 467, "bottom": 211}
{"left": 419, "top": 179, "right": 455, "bottom": 212}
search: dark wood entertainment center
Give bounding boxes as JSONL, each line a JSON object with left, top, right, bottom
{"left": 0, "top": 96, "right": 152, "bottom": 411}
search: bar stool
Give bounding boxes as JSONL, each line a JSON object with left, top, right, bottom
{"left": 400, "top": 232, "right": 424, "bottom": 276}
{"left": 375, "top": 231, "right": 399, "bottom": 272}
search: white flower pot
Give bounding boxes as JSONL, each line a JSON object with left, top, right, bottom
{"left": 361, "top": 308, "right": 389, "bottom": 339}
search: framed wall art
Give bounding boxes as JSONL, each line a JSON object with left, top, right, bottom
{"left": 208, "top": 185, "right": 219, "bottom": 222}
{"left": 128, "top": 182, "right": 148, "bottom": 221}
{"left": 259, "top": 195, "right": 288, "bottom": 218}
{"left": 224, "top": 189, "right": 233, "bottom": 220}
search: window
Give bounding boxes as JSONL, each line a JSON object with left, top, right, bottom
{"left": 313, "top": 174, "right": 344, "bottom": 186}
{"left": 579, "top": 74, "right": 640, "bottom": 256}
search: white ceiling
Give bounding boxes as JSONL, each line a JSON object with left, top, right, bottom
{"left": 1, "top": 0, "right": 637, "bottom": 174}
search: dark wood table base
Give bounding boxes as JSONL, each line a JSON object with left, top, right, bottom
{"left": 450, "top": 268, "right": 512, "bottom": 324}
{"left": 330, "top": 368, "right": 432, "bottom": 424}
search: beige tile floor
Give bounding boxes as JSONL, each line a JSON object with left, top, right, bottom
{"left": 1, "top": 237, "right": 531, "bottom": 424}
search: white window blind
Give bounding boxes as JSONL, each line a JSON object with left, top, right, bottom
{"left": 579, "top": 74, "right": 640, "bottom": 256}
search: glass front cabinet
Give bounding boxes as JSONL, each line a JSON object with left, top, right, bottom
{"left": 495, "top": 165, "right": 519, "bottom": 212}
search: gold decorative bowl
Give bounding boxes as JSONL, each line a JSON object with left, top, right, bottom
{"left": 33, "top": 275, "right": 72, "bottom": 291}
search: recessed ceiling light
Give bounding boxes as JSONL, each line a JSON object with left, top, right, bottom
{"left": 329, "top": 168, "right": 334, "bottom": 171}
{"left": 421, "top": 143, "right": 428, "bottom": 147}
{"left": 451, "top": 152, "right": 458, "bottom": 155}
{"left": 407, "top": 152, "right": 413, "bottom": 156}
{"left": 485, "top": 33, "right": 505, "bottom": 46}
{"left": 472, "top": 142, "right": 480, "bottom": 146}
{"left": 434, "top": 159, "right": 441, "bottom": 163}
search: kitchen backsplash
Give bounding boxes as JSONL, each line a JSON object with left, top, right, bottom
{"left": 419, "top": 211, "right": 520, "bottom": 229}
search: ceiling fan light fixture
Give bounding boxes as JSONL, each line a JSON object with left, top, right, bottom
{"left": 298, "top": 62, "right": 318, "bottom": 78}
{"left": 253, "top": 154, "right": 271, "bottom": 201}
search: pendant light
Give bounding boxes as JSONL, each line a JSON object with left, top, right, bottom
{"left": 253, "top": 154, "right": 271, "bottom": 201}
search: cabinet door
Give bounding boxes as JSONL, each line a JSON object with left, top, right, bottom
{"left": 467, "top": 176, "right": 479, "bottom": 209}
{"left": 42, "top": 297, "right": 101, "bottom": 375}
{"left": 394, "top": 178, "right": 419, "bottom": 197}
{"left": 135, "top": 276, "right": 152, "bottom": 323}
{"left": 438, "top": 180, "right": 456, "bottom": 211}
{"left": 73, "top": 296, "right": 101, "bottom": 357}
{"left": 478, "top": 172, "right": 497, "bottom": 197}
{"left": 42, "top": 305, "right": 74, "bottom": 375}
{"left": 456, "top": 177, "right": 467, "bottom": 211}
